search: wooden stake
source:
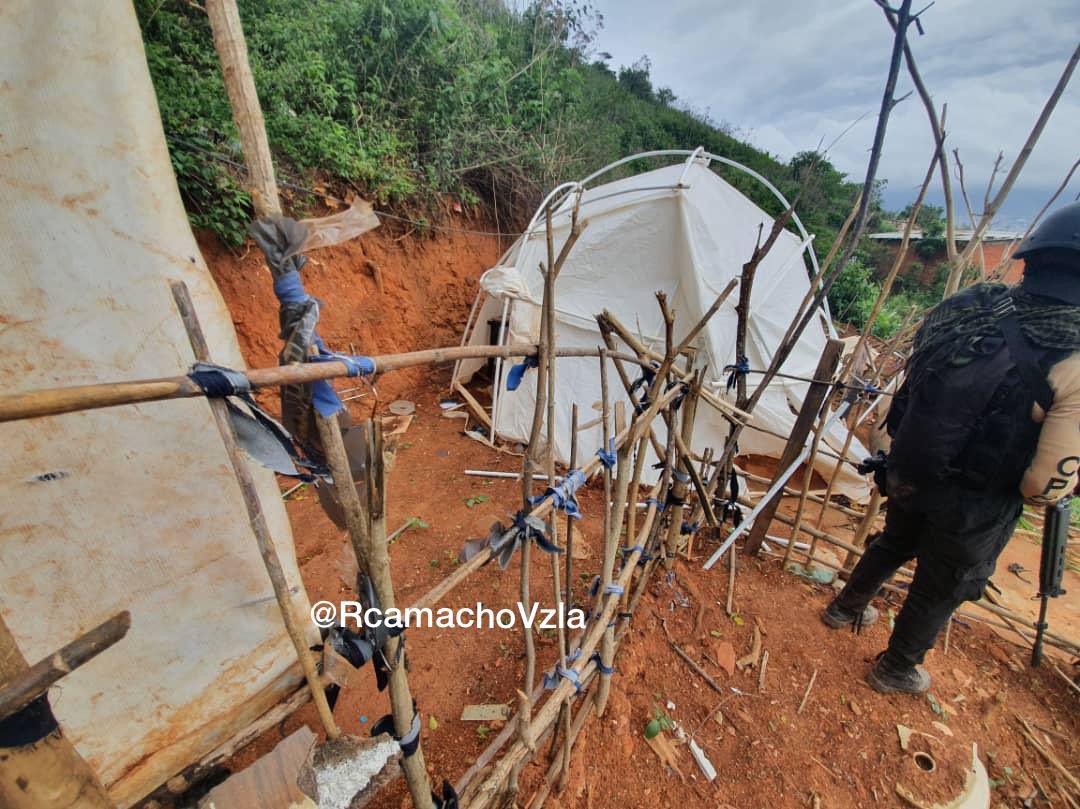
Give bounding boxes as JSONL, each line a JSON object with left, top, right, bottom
{"left": 171, "top": 281, "right": 339, "bottom": 740}
{"left": 663, "top": 373, "right": 702, "bottom": 567}
{"left": 317, "top": 417, "right": 434, "bottom": 809}
{"left": 0, "top": 615, "right": 114, "bottom": 809}
{"left": 843, "top": 486, "right": 882, "bottom": 572}
{"left": 784, "top": 407, "right": 829, "bottom": 568}
{"left": 743, "top": 339, "right": 844, "bottom": 555}
{"left": 205, "top": 0, "right": 281, "bottom": 217}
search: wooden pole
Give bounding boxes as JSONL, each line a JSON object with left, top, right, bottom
{"left": 598, "top": 350, "right": 614, "bottom": 593}
{"left": 0, "top": 344, "right": 653, "bottom": 425}
{"left": 316, "top": 416, "right": 434, "bottom": 809}
{"left": 783, "top": 407, "right": 829, "bottom": 567}
{"left": 564, "top": 404, "right": 579, "bottom": 610}
{"left": 171, "top": 281, "right": 339, "bottom": 739}
{"left": 205, "top": 0, "right": 281, "bottom": 217}
{"left": 0, "top": 617, "right": 114, "bottom": 809}
{"left": 0, "top": 612, "right": 130, "bottom": 722}
{"left": 552, "top": 403, "right": 578, "bottom": 787}
{"left": 743, "top": 339, "right": 844, "bottom": 556}
{"left": 662, "top": 373, "right": 702, "bottom": 567}
{"left": 843, "top": 486, "right": 882, "bottom": 572}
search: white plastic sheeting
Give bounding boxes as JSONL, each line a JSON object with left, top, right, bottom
{"left": 460, "top": 159, "right": 869, "bottom": 499}
{"left": 0, "top": 3, "right": 311, "bottom": 805}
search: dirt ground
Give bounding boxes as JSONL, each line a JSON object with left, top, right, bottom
{"left": 203, "top": 223, "right": 1080, "bottom": 809}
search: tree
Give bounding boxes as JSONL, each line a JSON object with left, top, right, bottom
{"left": 618, "top": 56, "right": 653, "bottom": 100}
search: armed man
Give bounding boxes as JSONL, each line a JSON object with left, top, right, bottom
{"left": 821, "top": 201, "right": 1080, "bottom": 695}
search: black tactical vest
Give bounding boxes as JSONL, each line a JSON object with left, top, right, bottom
{"left": 885, "top": 288, "right": 1064, "bottom": 504}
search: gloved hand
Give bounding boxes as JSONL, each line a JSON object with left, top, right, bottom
{"left": 858, "top": 450, "right": 888, "bottom": 495}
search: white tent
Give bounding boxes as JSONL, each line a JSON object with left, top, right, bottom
{"left": 456, "top": 151, "right": 870, "bottom": 500}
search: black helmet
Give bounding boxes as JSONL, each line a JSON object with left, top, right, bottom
{"left": 1014, "top": 201, "right": 1080, "bottom": 258}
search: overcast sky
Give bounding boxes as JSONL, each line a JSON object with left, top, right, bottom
{"left": 586, "top": 0, "right": 1079, "bottom": 229}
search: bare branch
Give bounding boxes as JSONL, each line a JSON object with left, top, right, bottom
{"left": 944, "top": 42, "right": 1080, "bottom": 296}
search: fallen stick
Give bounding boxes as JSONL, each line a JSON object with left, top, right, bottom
{"left": 659, "top": 615, "right": 724, "bottom": 696}
{"left": 1052, "top": 664, "right": 1080, "bottom": 698}
{"left": 1018, "top": 717, "right": 1080, "bottom": 793}
{"left": 758, "top": 650, "right": 769, "bottom": 693}
{"left": 736, "top": 624, "right": 762, "bottom": 671}
{"left": 797, "top": 669, "right": 818, "bottom": 715}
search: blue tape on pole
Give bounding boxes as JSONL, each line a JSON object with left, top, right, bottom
{"left": 528, "top": 468, "right": 586, "bottom": 519}
{"left": 506, "top": 355, "right": 538, "bottom": 391}
{"left": 590, "top": 652, "right": 615, "bottom": 676}
{"left": 543, "top": 664, "right": 582, "bottom": 692}
{"left": 271, "top": 272, "right": 374, "bottom": 417}
{"left": 596, "top": 437, "right": 616, "bottom": 470}
{"left": 724, "top": 355, "right": 750, "bottom": 393}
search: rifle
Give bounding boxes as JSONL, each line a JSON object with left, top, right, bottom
{"left": 1032, "top": 496, "right": 1070, "bottom": 667}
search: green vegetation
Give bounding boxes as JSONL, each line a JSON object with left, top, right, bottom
{"left": 136, "top": 1, "right": 860, "bottom": 245}
{"left": 137, "top": 0, "right": 952, "bottom": 336}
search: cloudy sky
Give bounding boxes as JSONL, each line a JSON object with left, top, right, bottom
{"left": 587, "top": 0, "right": 1079, "bottom": 228}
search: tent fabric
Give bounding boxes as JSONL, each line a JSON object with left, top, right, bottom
{"left": 460, "top": 160, "right": 869, "bottom": 499}
{"left": 0, "top": 3, "right": 312, "bottom": 805}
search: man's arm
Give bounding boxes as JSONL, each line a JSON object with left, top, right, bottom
{"left": 1022, "top": 353, "right": 1080, "bottom": 503}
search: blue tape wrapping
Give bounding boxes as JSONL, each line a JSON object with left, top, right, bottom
{"left": 588, "top": 575, "right": 625, "bottom": 600}
{"left": 272, "top": 271, "right": 374, "bottom": 417}
{"left": 528, "top": 469, "right": 586, "bottom": 519}
{"left": 506, "top": 355, "right": 538, "bottom": 391}
{"left": 680, "top": 520, "right": 700, "bottom": 535}
{"left": 590, "top": 651, "right": 615, "bottom": 676}
{"left": 724, "top": 355, "right": 750, "bottom": 393}
{"left": 596, "top": 438, "right": 616, "bottom": 470}
{"left": 543, "top": 663, "right": 582, "bottom": 692}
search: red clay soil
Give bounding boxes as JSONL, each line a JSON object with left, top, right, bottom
{"left": 202, "top": 224, "right": 1079, "bottom": 809}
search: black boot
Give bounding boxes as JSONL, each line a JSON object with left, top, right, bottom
{"left": 822, "top": 598, "right": 879, "bottom": 630}
{"left": 866, "top": 655, "right": 931, "bottom": 695}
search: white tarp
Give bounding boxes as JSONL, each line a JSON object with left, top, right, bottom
{"left": 0, "top": 3, "right": 312, "bottom": 805}
{"left": 460, "top": 160, "right": 869, "bottom": 499}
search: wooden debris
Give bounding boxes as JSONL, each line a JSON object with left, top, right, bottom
{"left": 453, "top": 381, "right": 493, "bottom": 432}
{"left": 931, "top": 721, "right": 953, "bottom": 738}
{"left": 645, "top": 732, "right": 685, "bottom": 782}
{"left": 198, "top": 727, "right": 317, "bottom": 809}
{"left": 462, "top": 704, "right": 510, "bottom": 722}
{"left": 1018, "top": 716, "right": 1080, "bottom": 793}
{"left": 758, "top": 650, "right": 769, "bottom": 692}
{"left": 736, "top": 624, "right": 762, "bottom": 671}
{"left": 798, "top": 669, "right": 818, "bottom": 715}
{"left": 897, "top": 725, "right": 913, "bottom": 751}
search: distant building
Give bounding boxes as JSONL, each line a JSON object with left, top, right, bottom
{"left": 867, "top": 228, "right": 1025, "bottom": 285}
